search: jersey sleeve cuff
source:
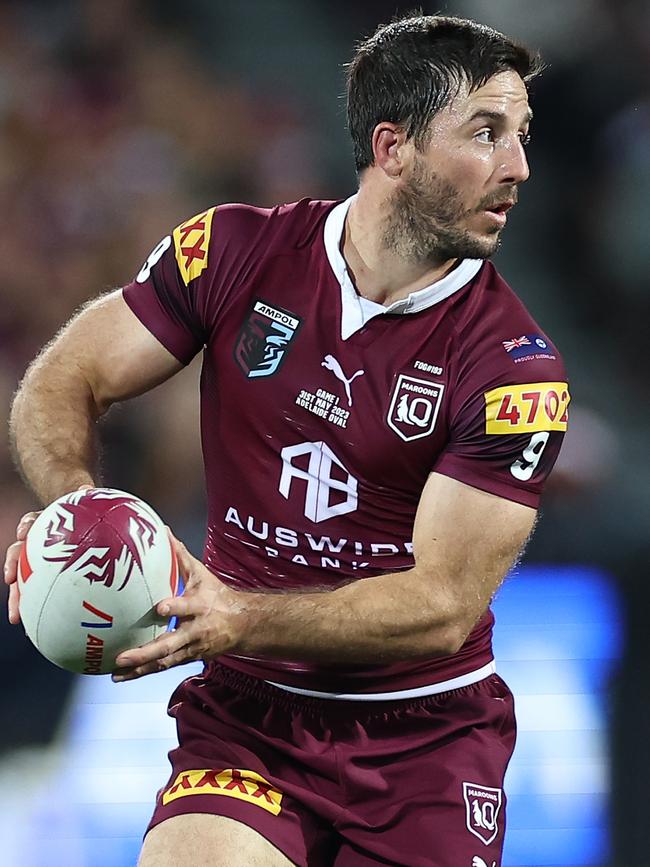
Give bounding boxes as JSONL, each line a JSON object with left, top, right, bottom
{"left": 433, "top": 454, "right": 541, "bottom": 509}
{"left": 122, "top": 282, "right": 199, "bottom": 365}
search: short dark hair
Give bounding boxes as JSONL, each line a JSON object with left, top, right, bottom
{"left": 346, "top": 14, "right": 543, "bottom": 173}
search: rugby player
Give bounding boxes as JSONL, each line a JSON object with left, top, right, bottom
{"left": 5, "top": 15, "right": 569, "bottom": 866}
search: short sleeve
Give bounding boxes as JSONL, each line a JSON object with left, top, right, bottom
{"left": 122, "top": 204, "right": 270, "bottom": 365}
{"left": 122, "top": 207, "right": 220, "bottom": 364}
{"left": 434, "top": 342, "right": 570, "bottom": 509}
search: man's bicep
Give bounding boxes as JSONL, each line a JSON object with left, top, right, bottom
{"left": 46, "top": 290, "right": 185, "bottom": 411}
{"left": 412, "top": 472, "right": 536, "bottom": 642}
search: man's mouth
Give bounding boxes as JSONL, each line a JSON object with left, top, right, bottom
{"left": 485, "top": 200, "right": 514, "bottom": 216}
{"left": 481, "top": 200, "right": 515, "bottom": 228}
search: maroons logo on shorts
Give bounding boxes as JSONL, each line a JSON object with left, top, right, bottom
{"left": 462, "top": 781, "right": 503, "bottom": 846}
{"left": 234, "top": 299, "right": 301, "bottom": 379}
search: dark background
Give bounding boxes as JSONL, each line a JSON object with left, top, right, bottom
{"left": 0, "top": 1, "right": 647, "bottom": 863}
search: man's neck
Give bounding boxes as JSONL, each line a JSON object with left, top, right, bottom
{"left": 342, "top": 188, "right": 459, "bottom": 307}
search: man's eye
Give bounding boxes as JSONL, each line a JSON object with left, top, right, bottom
{"left": 475, "top": 129, "right": 494, "bottom": 143}
{"left": 519, "top": 132, "right": 532, "bottom": 146}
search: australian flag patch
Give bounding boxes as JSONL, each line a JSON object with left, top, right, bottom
{"left": 234, "top": 299, "right": 301, "bottom": 379}
{"left": 502, "top": 334, "right": 556, "bottom": 363}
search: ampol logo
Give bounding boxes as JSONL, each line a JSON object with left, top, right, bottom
{"left": 234, "top": 299, "right": 301, "bottom": 379}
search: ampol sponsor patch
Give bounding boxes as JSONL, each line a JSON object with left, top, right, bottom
{"left": 172, "top": 207, "right": 216, "bottom": 285}
{"left": 234, "top": 299, "right": 301, "bottom": 379}
{"left": 463, "top": 781, "right": 502, "bottom": 846}
{"left": 485, "top": 382, "right": 570, "bottom": 434}
{"left": 162, "top": 768, "right": 283, "bottom": 815}
{"left": 387, "top": 375, "right": 444, "bottom": 442}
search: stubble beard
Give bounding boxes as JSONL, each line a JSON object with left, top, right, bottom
{"left": 382, "top": 158, "right": 502, "bottom": 265}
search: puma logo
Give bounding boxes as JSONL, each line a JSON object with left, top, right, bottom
{"left": 472, "top": 857, "right": 496, "bottom": 867}
{"left": 321, "top": 355, "right": 364, "bottom": 407}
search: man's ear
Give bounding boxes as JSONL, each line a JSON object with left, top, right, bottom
{"left": 371, "top": 123, "right": 409, "bottom": 179}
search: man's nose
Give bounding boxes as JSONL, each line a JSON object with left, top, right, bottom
{"left": 496, "top": 139, "right": 530, "bottom": 185}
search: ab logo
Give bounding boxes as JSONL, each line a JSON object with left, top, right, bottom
{"left": 279, "top": 441, "right": 357, "bottom": 523}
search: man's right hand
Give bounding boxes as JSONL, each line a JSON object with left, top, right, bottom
{"left": 4, "top": 485, "right": 93, "bottom": 625}
{"left": 4, "top": 510, "right": 41, "bottom": 625}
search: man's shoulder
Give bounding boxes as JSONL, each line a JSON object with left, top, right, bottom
{"left": 210, "top": 197, "right": 339, "bottom": 249}
{"left": 450, "top": 261, "right": 567, "bottom": 386}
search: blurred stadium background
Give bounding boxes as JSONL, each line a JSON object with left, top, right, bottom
{"left": 0, "top": 1, "right": 647, "bottom": 864}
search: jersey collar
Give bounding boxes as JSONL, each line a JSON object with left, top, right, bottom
{"left": 324, "top": 195, "right": 484, "bottom": 340}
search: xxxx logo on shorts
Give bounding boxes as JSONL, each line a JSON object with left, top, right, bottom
{"left": 462, "top": 781, "right": 502, "bottom": 846}
{"left": 161, "top": 768, "right": 283, "bottom": 815}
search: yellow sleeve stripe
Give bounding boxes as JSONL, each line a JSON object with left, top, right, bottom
{"left": 172, "top": 207, "right": 216, "bottom": 285}
{"left": 485, "top": 382, "right": 570, "bottom": 434}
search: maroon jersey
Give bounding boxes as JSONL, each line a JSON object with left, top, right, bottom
{"left": 123, "top": 197, "right": 569, "bottom": 694}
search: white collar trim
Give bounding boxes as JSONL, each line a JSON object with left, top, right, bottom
{"left": 323, "top": 195, "right": 484, "bottom": 340}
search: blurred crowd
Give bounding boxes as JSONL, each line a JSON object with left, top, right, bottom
{"left": 1, "top": 0, "right": 648, "bottom": 856}
{"left": 0, "top": 0, "right": 332, "bottom": 748}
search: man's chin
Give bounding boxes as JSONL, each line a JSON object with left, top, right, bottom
{"left": 474, "top": 235, "right": 501, "bottom": 259}
{"left": 444, "top": 233, "right": 501, "bottom": 261}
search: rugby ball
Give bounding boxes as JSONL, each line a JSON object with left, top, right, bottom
{"left": 17, "top": 488, "right": 178, "bottom": 675}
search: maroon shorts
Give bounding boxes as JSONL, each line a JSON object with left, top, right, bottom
{"left": 147, "top": 662, "right": 516, "bottom": 866}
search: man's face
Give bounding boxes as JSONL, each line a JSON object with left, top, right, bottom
{"left": 385, "top": 70, "right": 532, "bottom": 262}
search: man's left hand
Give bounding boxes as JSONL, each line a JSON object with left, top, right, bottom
{"left": 112, "top": 534, "right": 246, "bottom": 681}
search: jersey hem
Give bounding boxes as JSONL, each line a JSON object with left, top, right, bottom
{"left": 265, "top": 660, "right": 496, "bottom": 701}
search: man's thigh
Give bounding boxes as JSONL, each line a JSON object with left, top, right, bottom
{"left": 332, "top": 674, "right": 517, "bottom": 867}
{"left": 138, "top": 814, "right": 296, "bottom": 867}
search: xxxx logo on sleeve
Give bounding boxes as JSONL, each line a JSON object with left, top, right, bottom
{"left": 172, "top": 207, "right": 216, "bottom": 285}
{"left": 161, "top": 768, "right": 283, "bottom": 815}
{"left": 484, "top": 382, "right": 570, "bottom": 435}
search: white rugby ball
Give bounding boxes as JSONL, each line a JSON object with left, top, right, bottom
{"left": 17, "top": 487, "right": 179, "bottom": 675}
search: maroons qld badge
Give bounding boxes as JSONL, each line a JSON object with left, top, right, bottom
{"left": 387, "top": 374, "right": 444, "bottom": 442}
{"left": 462, "top": 781, "right": 502, "bottom": 846}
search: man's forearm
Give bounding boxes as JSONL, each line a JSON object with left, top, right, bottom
{"left": 10, "top": 354, "right": 98, "bottom": 504}
{"left": 233, "top": 567, "right": 468, "bottom": 664}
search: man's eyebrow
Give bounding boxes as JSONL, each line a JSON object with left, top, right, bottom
{"left": 465, "top": 107, "right": 533, "bottom": 126}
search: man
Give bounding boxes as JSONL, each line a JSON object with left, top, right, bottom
{"left": 5, "top": 14, "right": 568, "bottom": 867}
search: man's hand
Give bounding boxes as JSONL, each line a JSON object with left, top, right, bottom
{"left": 4, "top": 484, "right": 93, "bottom": 625}
{"left": 4, "top": 511, "right": 40, "bottom": 625}
{"left": 112, "top": 535, "right": 247, "bottom": 681}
